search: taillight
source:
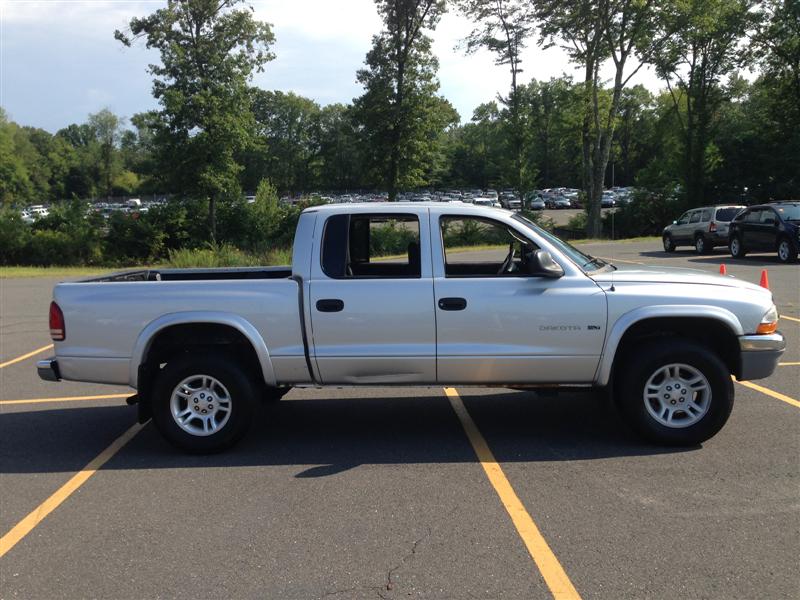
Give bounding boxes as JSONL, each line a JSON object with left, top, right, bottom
{"left": 49, "top": 301, "right": 65, "bottom": 341}
{"left": 709, "top": 221, "right": 717, "bottom": 232}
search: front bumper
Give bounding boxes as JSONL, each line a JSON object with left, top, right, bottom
{"left": 738, "top": 332, "right": 785, "bottom": 381}
{"left": 37, "top": 358, "right": 61, "bottom": 382}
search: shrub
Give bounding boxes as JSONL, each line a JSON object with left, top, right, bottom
{"left": 0, "top": 208, "right": 32, "bottom": 264}
{"left": 603, "top": 189, "right": 685, "bottom": 238}
{"left": 105, "top": 212, "right": 165, "bottom": 264}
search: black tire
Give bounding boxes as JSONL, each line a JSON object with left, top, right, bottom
{"left": 263, "top": 386, "right": 291, "bottom": 403}
{"left": 729, "top": 235, "right": 746, "bottom": 258}
{"left": 151, "top": 352, "right": 257, "bottom": 453}
{"left": 776, "top": 236, "right": 798, "bottom": 263}
{"left": 694, "top": 234, "right": 709, "bottom": 255}
{"left": 615, "top": 339, "right": 733, "bottom": 446}
{"left": 662, "top": 234, "right": 676, "bottom": 253}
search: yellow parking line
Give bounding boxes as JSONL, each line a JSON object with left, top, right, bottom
{"left": 444, "top": 388, "right": 581, "bottom": 600}
{"left": 733, "top": 378, "right": 800, "bottom": 409}
{"left": 778, "top": 362, "right": 800, "bottom": 367}
{"left": 781, "top": 315, "right": 800, "bottom": 324}
{"left": 0, "top": 422, "right": 145, "bottom": 558}
{"left": 0, "top": 344, "right": 53, "bottom": 369}
{"left": 0, "top": 393, "right": 129, "bottom": 406}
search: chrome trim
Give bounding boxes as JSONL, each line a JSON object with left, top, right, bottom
{"left": 739, "top": 332, "right": 786, "bottom": 352}
{"left": 37, "top": 358, "right": 60, "bottom": 382}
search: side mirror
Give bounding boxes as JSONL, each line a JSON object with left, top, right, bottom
{"left": 526, "top": 249, "right": 564, "bottom": 278}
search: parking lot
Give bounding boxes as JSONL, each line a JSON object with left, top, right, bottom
{"left": 1, "top": 241, "right": 798, "bottom": 599}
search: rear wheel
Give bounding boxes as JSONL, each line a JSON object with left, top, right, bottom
{"left": 729, "top": 235, "right": 746, "bottom": 259}
{"left": 662, "top": 234, "right": 676, "bottom": 252}
{"left": 777, "top": 237, "right": 798, "bottom": 263}
{"left": 616, "top": 339, "right": 733, "bottom": 446}
{"left": 694, "top": 235, "right": 709, "bottom": 254}
{"left": 152, "top": 353, "right": 257, "bottom": 453}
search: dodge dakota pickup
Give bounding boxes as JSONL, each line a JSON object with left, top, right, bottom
{"left": 38, "top": 203, "right": 785, "bottom": 452}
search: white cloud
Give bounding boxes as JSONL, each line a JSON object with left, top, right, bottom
{"left": 0, "top": 0, "right": 667, "bottom": 131}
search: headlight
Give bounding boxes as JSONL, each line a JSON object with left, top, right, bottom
{"left": 756, "top": 305, "right": 778, "bottom": 334}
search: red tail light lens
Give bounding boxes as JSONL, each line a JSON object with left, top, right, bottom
{"left": 49, "top": 301, "right": 65, "bottom": 341}
{"left": 709, "top": 221, "right": 717, "bottom": 232}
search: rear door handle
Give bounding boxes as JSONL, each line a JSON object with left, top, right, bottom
{"left": 316, "top": 299, "right": 344, "bottom": 312}
{"left": 438, "top": 297, "right": 467, "bottom": 311}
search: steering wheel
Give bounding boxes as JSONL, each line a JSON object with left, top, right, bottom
{"left": 497, "top": 242, "right": 516, "bottom": 274}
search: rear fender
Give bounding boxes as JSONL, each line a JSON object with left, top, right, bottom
{"left": 129, "top": 311, "right": 276, "bottom": 388}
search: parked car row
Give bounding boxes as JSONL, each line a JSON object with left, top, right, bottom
{"left": 662, "top": 202, "right": 800, "bottom": 263}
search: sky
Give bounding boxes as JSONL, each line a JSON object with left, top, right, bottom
{"left": 0, "top": 0, "right": 665, "bottom": 133}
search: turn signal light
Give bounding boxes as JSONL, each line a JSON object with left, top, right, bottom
{"left": 49, "top": 301, "right": 65, "bottom": 341}
{"left": 756, "top": 321, "right": 777, "bottom": 334}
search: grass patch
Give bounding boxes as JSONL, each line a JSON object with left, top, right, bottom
{"left": 573, "top": 236, "right": 660, "bottom": 244}
{"left": 0, "top": 266, "right": 119, "bottom": 278}
{"left": 166, "top": 245, "right": 292, "bottom": 268}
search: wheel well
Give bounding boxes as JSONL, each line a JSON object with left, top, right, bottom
{"left": 612, "top": 317, "right": 739, "bottom": 379}
{"left": 143, "top": 323, "right": 262, "bottom": 379}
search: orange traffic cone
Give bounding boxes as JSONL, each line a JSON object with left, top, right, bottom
{"left": 759, "top": 269, "right": 769, "bottom": 289}
{"left": 719, "top": 264, "right": 727, "bottom": 275}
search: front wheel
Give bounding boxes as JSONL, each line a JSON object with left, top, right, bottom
{"left": 663, "top": 234, "right": 676, "bottom": 252}
{"left": 151, "top": 353, "right": 258, "bottom": 453}
{"left": 616, "top": 339, "right": 733, "bottom": 446}
{"left": 777, "top": 237, "right": 798, "bottom": 263}
{"left": 729, "top": 235, "right": 746, "bottom": 258}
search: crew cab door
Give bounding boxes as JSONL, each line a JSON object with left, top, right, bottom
{"left": 432, "top": 211, "right": 607, "bottom": 384}
{"left": 308, "top": 210, "right": 436, "bottom": 384}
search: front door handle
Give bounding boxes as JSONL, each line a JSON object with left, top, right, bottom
{"left": 316, "top": 299, "right": 344, "bottom": 312}
{"left": 438, "top": 297, "right": 467, "bottom": 311}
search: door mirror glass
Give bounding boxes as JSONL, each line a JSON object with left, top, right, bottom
{"left": 526, "top": 249, "right": 564, "bottom": 278}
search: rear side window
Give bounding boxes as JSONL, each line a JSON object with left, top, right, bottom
{"left": 744, "top": 210, "right": 763, "bottom": 223}
{"left": 321, "top": 214, "right": 421, "bottom": 279}
{"left": 760, "top": 210, "right": 777, "bottom": 224}
{"left": 715, "top": 208, "right": 741, "bottom": 222}
{"left": 689, "top": 211, "right": 702, "bottom": 224}
{"left": 701, "top": 210, "right": 712, "bottom": 222}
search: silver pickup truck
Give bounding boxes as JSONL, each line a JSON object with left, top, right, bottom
{"left": 38, "top": 203, "right": 785, "bottom": 452}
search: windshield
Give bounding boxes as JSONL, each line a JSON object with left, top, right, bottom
{"left": 775, "top": 204, "right": 800, "bottom": 221}
{"left": 511, "top": 213, "right": 610, "bottom": 272}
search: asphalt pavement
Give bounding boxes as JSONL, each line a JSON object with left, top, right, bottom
{"left": 0, "top": 241, "right": 798, "bottom": 599}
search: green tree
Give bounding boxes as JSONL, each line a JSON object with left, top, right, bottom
{"left": 116, "top": 0, "right": 275, "bottom": 239}
{"left": 317, "top": 104, "right": 362, "bottom": 191}
{"left": 249, "top": 90, "right": 322, "bottom": 194}
{"left": 457, "top": 0, "right": 534, "bottom": 197}
{"left": 354, "top": 0, "right": 452, "bottom": 198}
{"left": 534, "top": 0, "right": 657, "bottom": 236}
{"left": 88, "top": 109, "right": 124, "bottom": 199}
{"left": 651, "top": 0, "right": 758, "bottom": 206}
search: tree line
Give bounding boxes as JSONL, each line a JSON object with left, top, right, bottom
{"left": 1, "top": 0, "right": 798, "bottom": 239}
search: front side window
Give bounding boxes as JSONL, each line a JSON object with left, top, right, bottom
{"left": 677, "top": 212, "right": 690, "bottom": 225}
{"left": 321, "top": 214, "right": 421, "bottom": 279}
{"left": 440, "top": 216, "right": 538, "bottom": 277}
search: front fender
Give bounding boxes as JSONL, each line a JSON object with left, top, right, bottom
{"left": 129, "top": 311, "right": 276, "bottom": 388}
{"left": 594, "top": 305, "right": 743, "bottom": 386}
